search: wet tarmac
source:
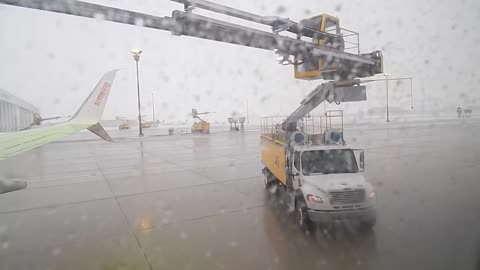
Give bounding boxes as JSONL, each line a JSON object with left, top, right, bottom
{"left": 1, "top": 119, "right": 480, "bottom": 270}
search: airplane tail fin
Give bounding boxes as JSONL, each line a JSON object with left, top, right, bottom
{"left": 70, "top": 70, "right": 118, "bottom": 142}
{"left": 70, "top": 70, "right": 118, "bottom": 124}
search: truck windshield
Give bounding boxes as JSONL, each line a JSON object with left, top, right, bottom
{"left": 301, "top": 149, "right": 358, "bottom": 175}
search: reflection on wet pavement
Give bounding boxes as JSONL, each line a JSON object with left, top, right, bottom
{"left": 1, "top": 121, "right": 480, "bottom": 269}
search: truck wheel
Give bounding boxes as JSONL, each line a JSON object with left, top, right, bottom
{"left": 263, "top": 172, "right": 269, "bottom": 188}
{"left": 263, "top": 170, "right": 277, "bottom": 194}
{"left": 359, "top": 219, "right": 376, "bottom": 232}
{"left": 295, "top": 198, "right": 311, "bottom": 232}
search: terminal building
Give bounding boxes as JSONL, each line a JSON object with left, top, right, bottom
{"left": 0, "top": 88, "right": 40, "bottom": 132}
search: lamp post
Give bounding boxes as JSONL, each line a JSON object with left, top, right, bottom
{"left": 409, "top": 78, "right": 414, "bottom": 110}
{"left": 246, "top": 99, "right": 249, "bottom": 124}
{"left": 384, "top": 73, "right": 391, "bottom": 122}
{"left": 131, "top": 49, "right": 143, "bottom": 136}
{"left": 151, "top": 91, "right": 156, "bottom": 127}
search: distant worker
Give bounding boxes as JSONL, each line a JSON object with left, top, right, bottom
{"left": 457, "top": 107, "right": 463, "bottom": 118}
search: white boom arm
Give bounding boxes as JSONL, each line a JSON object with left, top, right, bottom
{"left": 0, "top": 0, "right": 382, "bottom": 80}
{"left": 282, "top": 81, "right": 367, "bottom": 131}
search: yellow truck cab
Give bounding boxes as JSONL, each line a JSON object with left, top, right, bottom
{"left": 261, "top": 113, "right": 376, "bottom": 231}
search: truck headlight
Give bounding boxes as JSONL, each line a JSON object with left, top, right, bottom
{"left": 306, "top": 194, "right": 323, "bottom": 203}
{"left": 368, "top": 191, "right": 376, "bottom": 200}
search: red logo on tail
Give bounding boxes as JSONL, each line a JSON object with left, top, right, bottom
{"left": 94, "top": 82, "right": 110, "bottom": 106}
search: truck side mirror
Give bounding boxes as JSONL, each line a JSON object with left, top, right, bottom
{"left": 359, "top": 151, "right": 365, "bottom": 171}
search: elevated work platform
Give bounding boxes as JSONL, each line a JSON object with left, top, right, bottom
{"left": 261, "top": 110, "right": 345, "bottom": 146}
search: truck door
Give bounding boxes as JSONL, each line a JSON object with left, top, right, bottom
{"left": 292, "top": 151, "right": 302, "bottom": 189}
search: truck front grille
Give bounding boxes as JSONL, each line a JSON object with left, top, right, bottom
{"left": 329, "top": 189, "right": 366, "bottom": 205}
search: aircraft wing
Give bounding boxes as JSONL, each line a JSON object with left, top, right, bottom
{"left": 0, "top": 69, "right": 118, "bottom": 160}
{"left": 0, "top": 122, "right": 88, "bottom": 159}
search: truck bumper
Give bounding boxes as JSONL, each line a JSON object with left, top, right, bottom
{"left": 307, "top": 207, "right": 376, "bottom": 224}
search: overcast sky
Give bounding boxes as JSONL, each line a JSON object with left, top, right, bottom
{"left": 0, "top": 0, "right": 479, "bottom": 123}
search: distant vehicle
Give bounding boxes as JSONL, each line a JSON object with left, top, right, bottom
{"left": 117, "top": 116, "right": 131, "bottom": 130}
{"left": 457, "top": 107, "right": 473, "bottom": 118}
{"left": 119, "top": 122, "right": 130, "bottom": 130}
{"left": 141, "top": 120, "right": 153, "bottom": 129}
{"left": 138, "top": 115, "right": 153, "bottom": 129}
{"left": 192, "top": 121, "right": 210, "bottom": 133}
{"left": 191, "top": 109, "right": 212, "bottom": 134}
{"left": 464, "top": 108, "right": 472, "bottom": 118}
{"left": 0, "top": 70, "right": 118, "bottom": 194}
{"left": 228, "top": 116, "right": 246, "bottom": 131}
{"left": 228, "top": 117, "right": 239, "bottom": 131}
{"left": 261, "top": 112, "right": 376, "bottom": 231}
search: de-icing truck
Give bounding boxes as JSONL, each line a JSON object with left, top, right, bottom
{"left": 261, "top": 107, "right": 377, "bottom": 231}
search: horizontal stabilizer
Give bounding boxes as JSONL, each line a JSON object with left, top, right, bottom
{"left": 87, "top": 123, "right": 113, "bottom": 142}
{"left": 0, "top": 177, "right": 27, "bottom": 194}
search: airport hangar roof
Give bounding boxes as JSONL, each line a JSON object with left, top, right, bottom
{"left": 0, "top": 88, "right": 40, "bottom": 114}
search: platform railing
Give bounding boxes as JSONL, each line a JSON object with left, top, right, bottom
{"left": 261, "top": 110, "right": 344, "bottom": 144}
